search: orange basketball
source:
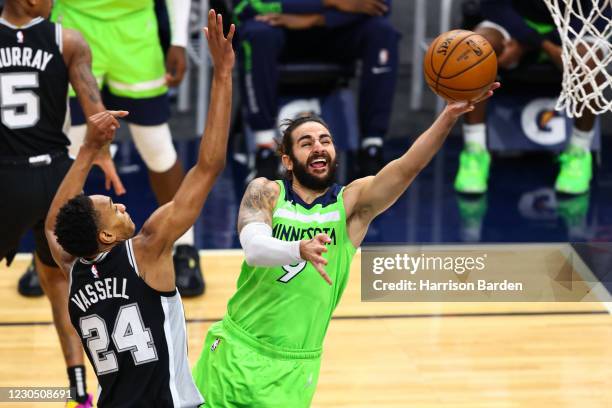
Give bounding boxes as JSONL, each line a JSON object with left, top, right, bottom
{"left": 424, "top": 29, "right": 497, "bottom": 102}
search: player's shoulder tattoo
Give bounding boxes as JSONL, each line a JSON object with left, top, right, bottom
{"left": 237, "top": 178, "right": 280, "bottom": 230}
{"left": 244, "top": 177, "right": 279, "bottom": 209}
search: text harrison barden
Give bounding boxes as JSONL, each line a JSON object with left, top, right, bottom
{"left": 372, "top": 279, "right": 524, "bottom": 292}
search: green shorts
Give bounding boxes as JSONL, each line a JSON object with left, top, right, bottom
{"left": 51, "top": 3, "right": 167, "bottom": 99}
{"left": 192, "top": 316, "right": 322, "bottom": 408}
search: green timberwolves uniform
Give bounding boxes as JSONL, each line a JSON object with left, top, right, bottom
{"left": 51, "top": 0, "right": 167, "bottom": 98}
{"left": 193, "top": 180, "right": 357, "bottom": 407}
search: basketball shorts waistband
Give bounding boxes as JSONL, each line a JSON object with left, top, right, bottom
{"left": 0, "top": 150, "right": 68, "bottom": 168}
{"left": 222, "top": 315, "right": 322, "bottom": 361}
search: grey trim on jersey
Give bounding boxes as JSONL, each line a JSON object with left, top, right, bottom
{"left": 78, "top": 251, "right": 110, "bottom": 265}
{"left": 62, "top": 94, "right": 71, "bottom": 137}
{"left": 126, "top": 239, "right": 141, "bottom": 277}
{"left": 68, "top": 259, "right": 78, "bottom": 294}
{"left": 55, "top": 23, "right": 63, "bottom": 53}
{"left": 0, "top": 16, "right": 44, "bottom": 30}
{"left": 56, "top": 22, "right": 70, "bottom": 137}
{"left": 160, "top": 293, "right": 204, "bottom": 408}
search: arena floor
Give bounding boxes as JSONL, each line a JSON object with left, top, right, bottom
{"left": 1, "top": 248, "right": 611, "bottom": 407}
{"left": 7, "top": 122, "right": 612, "bottom": 407}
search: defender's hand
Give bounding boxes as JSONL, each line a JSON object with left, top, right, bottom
{"left": 324, "top": 0, "right": 388, "bottom": 16}
{"left": 93, "top": 146, "right": 126, "bottom": 195}
{"left": 84, "top": 110, "right": 129, "bottom": 149}
{"left": 165, "top": 45, "right": 187, "bottom": 87}
{"left": 300, "top": 233, "right": 333, "bottom": 285}
{"left": 204, "top": 10, "right": 235, "bottom": 74}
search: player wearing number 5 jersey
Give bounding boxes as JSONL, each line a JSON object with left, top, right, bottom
{"left": 193, "top": 83, "right": 500, "bottom": 406}
{"left": 0, "top": 0, "right": 123, "bottom": 406}
{"left": 45, "top": 10, "right": 235, "bottom": 407}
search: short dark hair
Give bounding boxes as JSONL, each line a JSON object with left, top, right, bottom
{"left": 54, "top": 194, "right": 100, "bottom": 257}
{"left": 276, "top": 115, "right": 331, "bottom": 157}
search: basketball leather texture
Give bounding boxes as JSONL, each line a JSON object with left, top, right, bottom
{"left": 424, "top": 29, "right": 497, "bottom": 102}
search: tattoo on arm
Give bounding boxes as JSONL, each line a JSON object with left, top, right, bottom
{"left": 75, "top": 57, "right": 100, "bottom": 105}
{"left": 237, "top": 180, "right": 278, "bottom": 231}
{"left": 66, "top": 30, "right": 103, "bottom": 113}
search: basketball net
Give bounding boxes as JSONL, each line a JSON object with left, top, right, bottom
{"left": 542, "top": 0, "right": 612, "bottom": 117}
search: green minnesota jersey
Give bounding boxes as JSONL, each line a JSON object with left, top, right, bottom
{"left": 56, "top": 0, "right": 153, "bottom": 21}
{"left": 227, "top": 180, "right": 357, "bottom": 351}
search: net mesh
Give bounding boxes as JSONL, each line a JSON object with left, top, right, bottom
{"left": 542, "top": 0, "right": 612, "bottom": 117}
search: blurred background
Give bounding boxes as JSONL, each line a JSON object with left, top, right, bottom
{"left": 3, "top": 2, "right": 611, "bottom": 406}
{"left": 18, "top": 0, "right": 612, "bottom": 253}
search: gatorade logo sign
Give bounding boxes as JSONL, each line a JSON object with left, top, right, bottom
{"left": 521, "top": 98, "right": 565, "bottom": 146}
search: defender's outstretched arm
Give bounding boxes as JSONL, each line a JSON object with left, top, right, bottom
{"left": 45, "top": 111, "right": 127, "bottom": 273}
{"left": 139, "top": 10, "right": 235, "bottom": 252}
{"left": 63, "top": 28, "right": 126, "bottom": 195}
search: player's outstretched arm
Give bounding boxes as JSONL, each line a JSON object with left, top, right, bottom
{"left": 45, "top": 111, "right": 127, "bottom": 273}
{"left": 138, "top": 10, "right": 235, "bottom": 253}
{"left": 345, "top": 83, "right": 500, "bottom": 244}
{"left": 63, "top": 28, "right": 126, "bottom": 195}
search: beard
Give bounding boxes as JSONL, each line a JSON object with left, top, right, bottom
{"left": 289, "top": 151, "right": 337, "bottom": 191}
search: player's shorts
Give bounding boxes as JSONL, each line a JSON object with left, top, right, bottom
{"left": 192, "top": 315, "right": 322, "bottom": 408}
{"left": 0, "top": 152, "right": 72, "bottom": 267}
{"left": 51, "top": 3, "right": 167, "bottom": 100}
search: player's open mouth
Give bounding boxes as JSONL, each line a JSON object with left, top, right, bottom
{"left": 309, "top": 158, "right": 327, "bottom": 170}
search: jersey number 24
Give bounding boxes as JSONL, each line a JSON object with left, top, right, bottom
{"left": 79, "top": 303, "right": 158, "bottom": 375}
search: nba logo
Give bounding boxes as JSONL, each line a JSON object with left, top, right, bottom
{"left": 91, "top": 264, "right": 99, "bottom": 278}
{"left": 378, "top": 49, "right": 389, "bottom": 66}
{"left": 16, "top": 31, "right": 23, "bottom": 44}
{"left": 210, "top": 338, "right": 221, "bottom": 352}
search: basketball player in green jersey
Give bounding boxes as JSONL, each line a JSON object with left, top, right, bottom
{"left": 193, "top": 82, "right": 500, "bottom": 406}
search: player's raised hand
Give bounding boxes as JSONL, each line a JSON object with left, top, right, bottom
{"left": 300, "top": 233, "right": 333, "bottom": 285}
{"left": 93, "top": 146, "right": 127, "bottom": 196}
{"left": 204, "top": 10, "right": 235, "bottom": 74}
{"left": 445, "top": 82, "right": 501, "bottom": 118}
{"left": 85, "top": 110, "right": 129, "bottom": 149}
